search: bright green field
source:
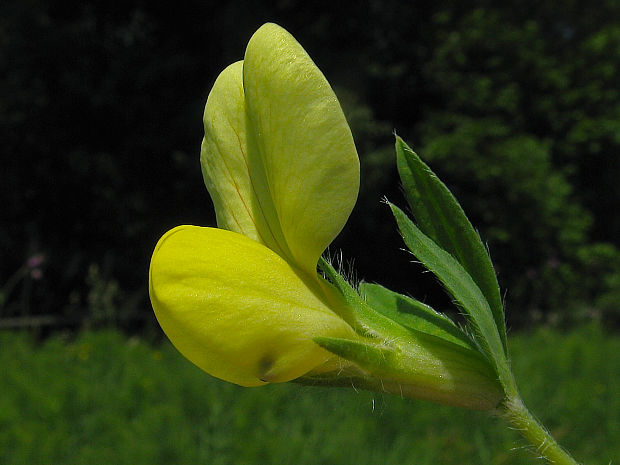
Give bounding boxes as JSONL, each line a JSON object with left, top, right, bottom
{"left": 1, "top": 325, "right": 618, "bottom": 464}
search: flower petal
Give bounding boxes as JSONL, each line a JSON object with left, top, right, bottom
{"left": 201, "top": 24, "right": 359, "bottom": 276}
{"left": 243, "top": 23, "right": 360, "bottom": 274}
{"left": 200, "top": 61, "right": 287, "bottom": 256}
{"left": 149, "top": 225, "right": 357, "bottom": 386}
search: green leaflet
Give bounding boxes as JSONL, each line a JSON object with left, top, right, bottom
{"left": 390, "top": 203, "right": 515, "bottom": 394}
{"left": 317, "top": 257, "right": 411, "bottom": 339}
{"left": 319, "top": 258, "right": 482, "bottom": 358}
{"left": 395, "top": 136, "right": 507, "bottom": 354}
{"left": 359, "top": 282, "right": 476, "bottom": 351}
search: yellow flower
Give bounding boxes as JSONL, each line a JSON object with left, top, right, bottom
{"left": 150, "top": 23, "right": 504, "bottom": 411}
{"left": 149, "top": 23, "right": 360, "bottom": 387}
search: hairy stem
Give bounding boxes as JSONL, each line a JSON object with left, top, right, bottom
{"left": 501, "top": 395, "right": 580, "bottom": 465}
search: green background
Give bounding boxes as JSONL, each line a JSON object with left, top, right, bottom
{"left": 2, "top": 325, "right": 618, "bottom": 464}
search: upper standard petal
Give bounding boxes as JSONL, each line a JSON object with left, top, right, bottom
{"left": 243, "top": 23, "right": 359, "bottom": 275}
{"left": 201, "top": 23, "right": 359, "bottom": 277}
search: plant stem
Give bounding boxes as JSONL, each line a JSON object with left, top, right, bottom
{"left": 501, "top": 394, "right": 580, "bottom": 465}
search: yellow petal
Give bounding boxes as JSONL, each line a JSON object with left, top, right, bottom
{"left": 200, "top": 61, "right": 286, "bottom": 255}
{"left": 149, "top": 225, "right": 357, "bottom": 386}
{"left": 201, "top": 24, "right": 359, "bottom": 277}
{"left": 243, "top": 23, "right": 359, "bottom": 275}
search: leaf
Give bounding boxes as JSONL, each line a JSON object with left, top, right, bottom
{"left": 359, "top": 282, "right": 476, "bottom": 350}
{"left": 390, "top": 203, "right": 514, "bottom": 392}
{"left": 395, "top": 136, "right": 507, "bottom": 353}
{"left": 320, "top": 258, "right": 483, "bottom": 357}
{"left": 318, "top": 256, "right": 413, "bottom": 338}
{"left": 318, "top": 257, "right": 459, "bottom": 347}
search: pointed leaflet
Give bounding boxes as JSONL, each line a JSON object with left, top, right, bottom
{"left": 359, "top": 282, "right": 476, "bottom": 350}
{"left": 243, "top": 23, "right": 359, "bottom": 275}
{"left": 317, "top": 257, "right": 414, "bottom": 337}
{"left": 390, "top": 204, "right": 515, "bottom": 393}
{"left": 395, "top": 137, "right": 507, "bottom": 353}
{"left": 149, "top": 226, "right": 357, "bottom": 387}
{"left": 320, "top": 258, "right": 478, "bottom": 353}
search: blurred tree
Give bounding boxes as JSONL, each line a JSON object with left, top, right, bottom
{"left": 410, "top": 5, "right": 620, "bottom": 321}
{"left": 1, "top": 0, "right": 618, "bottom": 327}
{"left": 1, "top": 0, "right": 217, "bottom": 322}
{"left": 329, "top": 2, "right": 620, "bottom": 322}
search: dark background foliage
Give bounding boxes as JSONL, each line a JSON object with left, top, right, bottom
{"left": 2, "top": 0, "right": 619, "bottom": 330}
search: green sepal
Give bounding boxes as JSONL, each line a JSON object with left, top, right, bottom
{"left": 390, "top": 202, "right": 515, "bottom": 395}
{"left": 314, "top": 336, "right": 394, "bottom": 371}
{"left": 395, "top": 136, "right": 507, "bottom": 354}
{"left": 312, "top": 334, "right": 505, "bottom": 411}
{"left": 318, "top": 256, "right": 366, "bottom": 319}
{"left": 318, "top": 257, "right": 412, "bottom": 340}
{"left": 359, "top": 282, "right": 476, "bottom": 351}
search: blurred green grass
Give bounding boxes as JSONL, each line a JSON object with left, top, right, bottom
{"left": 1, "top": 325, "right": 618, "bottom": 464}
